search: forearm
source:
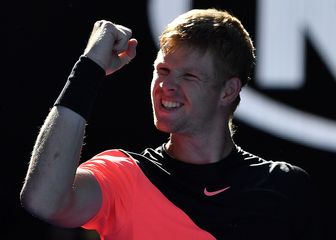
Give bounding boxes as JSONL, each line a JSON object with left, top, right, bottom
{"left": 20, "top": 20, "right": 137, "bottom": 225}
{"left": 20, "top": 56, "right": 106, "bottom": 223}
{"left": 20, "top": 106, "right": 86, "bottom": 219}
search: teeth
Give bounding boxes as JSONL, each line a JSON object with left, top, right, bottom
{"left": 162, "top": 100, "right": 181, "bottom": 108}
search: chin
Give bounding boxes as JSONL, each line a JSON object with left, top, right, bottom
{"left": 155, "top": 121, "right": 173, "bottom": 134}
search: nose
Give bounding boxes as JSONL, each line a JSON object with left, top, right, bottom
{"left": 159, "top": 75, "right": 178, "bottom": 91}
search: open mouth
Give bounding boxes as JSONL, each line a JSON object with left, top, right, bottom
{"left": 161, "top": 100, "right": 183, "bottom": 109}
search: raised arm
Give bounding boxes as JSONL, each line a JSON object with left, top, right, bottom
{"left": 19, "top": 20, "right": 137, "bottom": 227}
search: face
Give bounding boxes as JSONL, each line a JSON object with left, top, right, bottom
{"left": 150, "top": 47, "right": 225, "bottom": 136}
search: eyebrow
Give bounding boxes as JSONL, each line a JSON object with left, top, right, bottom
{"left": 183, "top": 66, "right": 213, "bottom": 81}
{"left": 154, "top": 50, "right": 215, "bottom": 80}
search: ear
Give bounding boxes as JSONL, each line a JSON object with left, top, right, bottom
{"left": 219, "top": 77, "right": 242, "bottom": 106}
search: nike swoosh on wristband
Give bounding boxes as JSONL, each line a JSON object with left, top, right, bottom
{"left": 203, "top": 186, "right": 231, "bottom": 196}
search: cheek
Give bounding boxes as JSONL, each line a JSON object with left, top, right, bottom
{"left": 189, "top": 87, "right": 220, "bottom": 109}
{"left": 150, "top": 73, "right": 156, "bottom": 91}
{"left": 183, "top": 83, "right": 205, "bottom": 102}
{"left": 151, "top": 71, "right": 159, "bottom": 90}
{"left": 150, "top": 80, "right": 155, "bottom": 94}
{"left": 150, "top": 77, "right": 160, "bottom": 101}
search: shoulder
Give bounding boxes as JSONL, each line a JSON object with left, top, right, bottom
{"left": 79, "top": 149, "right": 141, "bottom": 176}
{"left": 79, "top": 146, "right": 165, "bottom": 171}
{"left": 236, "top": 146, "right": 314, "bottom": 199}
{"left": 236, "top": 145, "right": 310, "bottom": 180}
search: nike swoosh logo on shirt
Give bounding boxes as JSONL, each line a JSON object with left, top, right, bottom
{"left": 203, "top": 186, "right": 231, "bottom": 196}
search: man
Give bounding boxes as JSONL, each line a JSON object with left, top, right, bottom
{"left": 20, "top": 8, "right": 322, "bottom": 239}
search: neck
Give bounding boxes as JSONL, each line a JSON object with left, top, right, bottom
{"left": 164, "top": 130, "right": 235, "bottom": 164}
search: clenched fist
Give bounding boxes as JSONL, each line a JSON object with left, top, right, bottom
{"left": 84, "top": 20, "right": 138, "bottom": 75}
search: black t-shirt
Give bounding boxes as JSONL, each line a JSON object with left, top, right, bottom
{"left": 124, "top": 144, "right": 323, "bottom": 240}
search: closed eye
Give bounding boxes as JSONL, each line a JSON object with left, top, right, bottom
{"left": 156, "top": 66, "right": 169, "bottom": 76}
{"left": 182, "top": 73, "right": 200, "bottom": 82}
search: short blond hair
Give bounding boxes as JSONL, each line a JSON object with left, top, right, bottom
{"left": 160, "top": 8, "right": 256, "bottom": 111}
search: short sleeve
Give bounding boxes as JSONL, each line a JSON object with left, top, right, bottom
{"left": 78, "top": 149, "right": 140, "bottom": 236}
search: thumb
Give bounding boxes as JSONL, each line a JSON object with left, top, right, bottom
{"left": 119, "top": 38, "right": 138, "bottom": 65}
